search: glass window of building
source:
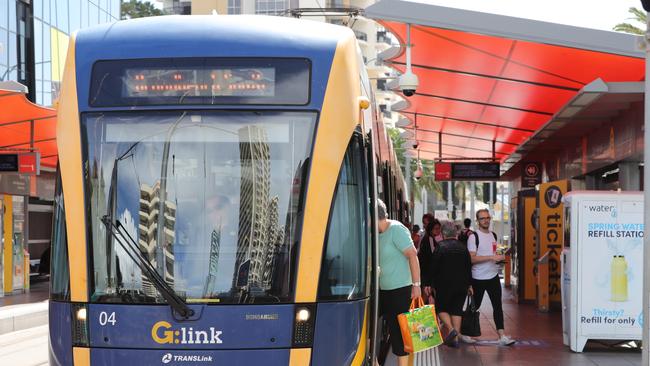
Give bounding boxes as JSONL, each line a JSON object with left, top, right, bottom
{"left": 228, "top": 0, "right": 241, "bottom": 14}
{"left": 255, "top": 0, "right": 288, "bottom": 15}
{"left": 0, "top": 1, "right": 8, "bottom": 30}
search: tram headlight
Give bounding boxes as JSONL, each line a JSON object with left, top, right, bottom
{"left": 71, "top": 303, "right": 90, "bottom": 347}
{"left": 76, "top": 308, "right": 87, "bottom": 321}
{"left": 296, "top": 308, "right": 310, "bottom": 322}
{"left": 292, "top": 304, "right": 316, "bottom": 348}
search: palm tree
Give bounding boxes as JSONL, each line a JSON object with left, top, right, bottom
{"left": 613, "top": 7, "right": 646, "bottom": 35}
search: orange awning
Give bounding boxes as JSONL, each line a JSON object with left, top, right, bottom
{"left": 366, "top": 1, "right": 645, "bottom": 171}
{"left": 0, "top": 82, "right": 57, "bottom": 168}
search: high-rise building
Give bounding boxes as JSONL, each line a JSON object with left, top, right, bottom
{"left": 139, "top": 182, "right": 177, "bottom": 297}
{"left": 161, "top": 0, "right": 192, "bottom": 14}
{"left": 233, "top": 125, "right": 284, "bottom": 293}
{"left": 0, "top": 1, "right": 121, "bottom": 106}
{"left": 203, "top": 228, "right": 221, "bottom": 297}
{"left": 0, "top": 0, "right": 120, "bottom": 296}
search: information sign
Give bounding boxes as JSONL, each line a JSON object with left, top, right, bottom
{"left": 522, "top": 162, "right": 542, "bottom": 188}
{"left": 451, "top": 162, "right": 500, "bottom": 180}
{"left": 434, "top": 163, "right": 452, "bottom": 181}
{"left": 0, "top": 154, "right": 18, "bottom": 172}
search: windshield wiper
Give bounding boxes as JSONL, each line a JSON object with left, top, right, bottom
{"left": 102, "top": 215, "right": 194, "bottom": 319}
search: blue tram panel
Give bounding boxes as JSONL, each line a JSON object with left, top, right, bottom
{"left": 88, "top": 304, "right": 294, "bottom": 349}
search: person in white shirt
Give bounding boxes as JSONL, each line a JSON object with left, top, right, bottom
{"left": 465, "top": 209, "right": 515, "bottom": 346}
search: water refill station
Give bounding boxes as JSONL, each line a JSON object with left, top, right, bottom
{"left": 562, "top": 191, "right": 644, "bottom": 352}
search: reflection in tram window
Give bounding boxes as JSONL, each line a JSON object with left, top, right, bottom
{"left": 83, "top": 111, "right": 316, "bottom": 304}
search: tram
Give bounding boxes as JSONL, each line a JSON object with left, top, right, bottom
{"left": 49, "top": 15, "right": 408, "bottom": 365}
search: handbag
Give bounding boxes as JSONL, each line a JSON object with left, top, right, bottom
{"left": 397, "top": 297, "right": 443, "bottom": 354}
{"left": 461, "top": 294, "right": 481, "bottom": 337}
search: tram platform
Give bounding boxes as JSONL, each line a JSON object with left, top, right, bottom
{"left": 386, "top": 284, "right": 641, "bottom": 366}
{"left": 0, "top": 280, "right": 49, "bottom": 336}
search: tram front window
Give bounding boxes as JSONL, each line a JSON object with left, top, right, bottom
{"left": 82, "top": 111, "right": 315, "bottom": 304}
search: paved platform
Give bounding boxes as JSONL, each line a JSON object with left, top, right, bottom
{"left": 385, "top": 284, "right": 641, "bottom": 366}
{"left": 0, "top": 280, "right": 49, "bottom": 336}
{"left": 437, "top": 284, "right": 641, "bottom": 366}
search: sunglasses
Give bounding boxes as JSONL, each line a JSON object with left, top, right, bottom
{"left": 478, "top": 217, "right": 491, "bottom": 221}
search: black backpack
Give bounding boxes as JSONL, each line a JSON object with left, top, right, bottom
{"left": 458, "top": 228, "right": 473, "bottom": 245}
{"left": 470, "top": 231, "right": 497, "bottom": 250}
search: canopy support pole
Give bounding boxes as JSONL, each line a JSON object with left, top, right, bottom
{"left": 642, "top": 14, "right": 650, "bottom": 366}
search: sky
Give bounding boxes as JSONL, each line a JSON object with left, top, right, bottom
{"left": 412, "top": 0, "right": 644, "bottom": 32}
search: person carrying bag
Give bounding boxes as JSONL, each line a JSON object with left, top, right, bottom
{"left": 397, "top": 297, "right": 443, "bottom": 354}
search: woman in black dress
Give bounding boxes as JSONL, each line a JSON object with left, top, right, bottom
{"left": 430, "top": 220, "right": 473, "bottom": 347}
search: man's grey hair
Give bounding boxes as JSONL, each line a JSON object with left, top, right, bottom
{"left": 377, "top": 199, "right": 388, "bottom": 220}
{"left": 440, "top": 220, "right": 458, "bottom": 239}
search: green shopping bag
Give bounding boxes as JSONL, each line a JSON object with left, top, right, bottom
{"left": 397, "top": 297, "right": 443, "bottom": 353}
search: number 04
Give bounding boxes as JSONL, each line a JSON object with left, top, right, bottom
{"left": 99, "top": 311, "right": 117, "bottom": 326}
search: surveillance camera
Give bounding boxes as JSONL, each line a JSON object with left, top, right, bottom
{"left": 414, "top": 168, "right": 423, "bottom": 180}
{"left": 414, "top": 160, "right": 423, "bottom": 180}
{"left": 399, "top": 71, "right": 419, "bottom": 97}
{"left": 412, "top": 142, "right": 419, "bottom": 149}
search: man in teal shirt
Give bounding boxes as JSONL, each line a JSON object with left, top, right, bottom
{"left": 377, "top": 199, "right": 421, "bottom": 365}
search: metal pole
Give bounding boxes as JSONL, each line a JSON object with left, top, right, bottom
{"left": 642, "top": 14, "right": 650, "bottom": 366}
{"left": 500, "top": 184, "right": 505, "bottom": 242}
{"left": 470, "top": 181, "right": 475, "bottom": 225}
{"left": 447, "top": 181, "right": 453, "bottom": 219}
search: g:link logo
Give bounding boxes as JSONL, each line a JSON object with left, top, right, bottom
{"left": 151, "top": 321, "right": 223, "bottom": 345}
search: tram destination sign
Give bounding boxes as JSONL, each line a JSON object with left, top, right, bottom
{"left": 435, "top": 162, "right": 500, "bottom": 181}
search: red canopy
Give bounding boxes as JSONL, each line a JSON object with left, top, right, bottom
{"left": 0, "top": 83, "right": 57, "bottom": 168}
{"left": 367, "top": 1, "right": 645, "bottom": 165}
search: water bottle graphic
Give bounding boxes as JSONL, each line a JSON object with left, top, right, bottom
{"left": 611, "top": 255, "right": 628, "bottom": 302}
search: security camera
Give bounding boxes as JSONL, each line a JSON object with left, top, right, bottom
{"left": 414, "top": 167, "right": 423, "bottom": 180}
{"left": 414, "top": 160, "right": 423, "bottom": 180}
{"left": 412, "top": 141, "right": 419, "bottom": 149}
{"left": 399, "top": 71, "right": 419, "bottom": 97}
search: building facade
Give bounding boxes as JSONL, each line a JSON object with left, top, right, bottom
{"left": 0, "top": 0, "right": 119, "bottom": 297}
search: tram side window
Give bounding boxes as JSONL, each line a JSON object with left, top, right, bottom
{"left": 50, "top": 170, "right": 70, "bottom": 301}
{"left": 318, "top": 136, "right": 368, "bottom": 301}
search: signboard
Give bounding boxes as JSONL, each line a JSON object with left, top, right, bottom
{"left": 451, "top": 162, "right": 500, "bottom": 180}
{"left": 434, "top": 162, "right": 500, "bottom": 181}
{"left": 18, "top": 153, "right": 39, "bottom": 174}
{"left": 0, "top": 154, "right": 18, "bottom": 172}
{"left": 522, "top": 162, "right": 542, "bottom": 188}
{"left": 538, "top": 180, "right": 568, "bottom": 304}
{"left": 434, "top": 163, "right": 452, "bottom": 181}
{"left": 0, "top": 153, "right": 40, "bottom": 174}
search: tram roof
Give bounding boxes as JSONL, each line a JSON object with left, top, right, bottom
{"left": 75, "top": 15, "right": 351, "bottom": 59}
{"left": 0, "top": 81, "right": 57, "bottom": 168}
{"left": 365, "top": 0, "right": 645, "bottom": 174}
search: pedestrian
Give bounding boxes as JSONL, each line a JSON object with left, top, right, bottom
{"left": 377, "top": 199, "right": 422, "bottom": 366}
{"left": 417, "top": 219, "right": 441, "bottom": 304}
{"left": 466, "top": 209, "right": 516, "bottom": 346}
{"left": 429, "top": 220, "right": 473, "bottom": 348}
{"left": 458, "top": 218, "right": 474, "bottom": 245}
{"left": 419, "top": 213, "right": 434, "bottom": 237}
{"left": 411, "top": 224, "right": 422, "bottom": 250}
